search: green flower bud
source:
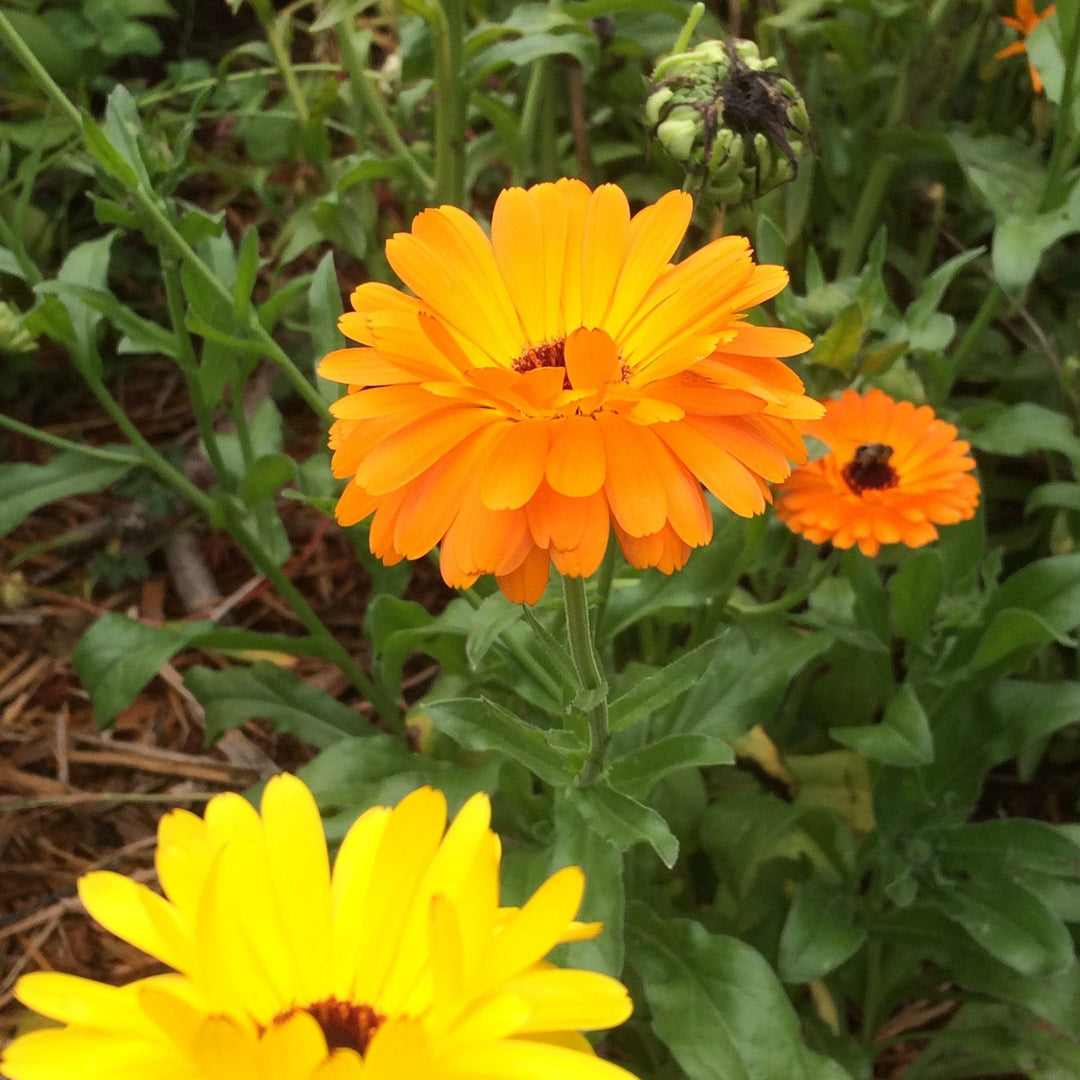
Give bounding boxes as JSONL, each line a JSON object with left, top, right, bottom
{"left": 646, "top": 35, "right": 811, "bottom": 205}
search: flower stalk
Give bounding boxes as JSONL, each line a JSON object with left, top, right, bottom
{"left": 561, "top": 574, "right": 610, "bottom": 786}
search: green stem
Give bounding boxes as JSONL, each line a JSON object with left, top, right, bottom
{"left": 0, "top": 10, "right": 82, "bottom": 129}
{"left": 336, "top": 25, "right": 434, "bottom": 196}
{"left": 948, "top": 281, "right": 1003, "bottom": 387}
{"left": 0, "top": 412, "right": 140, "bottom": 465}
{"left": 252, "top": 0, "right": 311, "bottom": 128}
{"left": 161, "top": 257, "right": 232, "bottom": 487}
{"left": 673, "top": 2, "right": 705, "bottom": 53}
{"left": 1042, "top": 8, "right": 1080, "bottom": 210}
{"left": 409, "top": 0, "right": 466, "bottom": 206}
{"left": 837, "top": 154, "right": 898, "bottom": 279}
{"left": 562, "top": 575, "right": 609, "bottom": 787}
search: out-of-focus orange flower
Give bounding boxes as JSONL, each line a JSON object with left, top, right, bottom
{"left": 995, "top": 0, "right": 1056, "bottom": 93}
{"left": 321, "top": 180, "right": 821, "bottom": 604}
{"left": 774, "top": 389, "right": 980, "bottom": 557}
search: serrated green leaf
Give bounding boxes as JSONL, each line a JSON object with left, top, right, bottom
{"left": 606, "top": 734, "right": 734, "bottom": 791}
{"left": 608, "top": 639, "right": 718, "bottom": 734}
{"left": 576, "top": 781, "right": 678, "bottom": 866}
{"left": 424, "top": 697, "right": 570, "bottom": 785}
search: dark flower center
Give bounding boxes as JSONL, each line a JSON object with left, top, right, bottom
{"left": 842, "top": 442, "right": 898, "bottom": 494}
{"left": 273, "top": 997, "right": 386, "bottom": 1055}
{"left": 513, "top": 339, "right": 566, "bottom": 375}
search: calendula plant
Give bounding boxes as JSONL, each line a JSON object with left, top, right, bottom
{"left": 3, "top": 1, "right": 1080, "bottom": 1079}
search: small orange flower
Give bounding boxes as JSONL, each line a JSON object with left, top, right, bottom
{"left": 321, "top": 180, "right": 821, "bottom": 604}
{"left": 995, "top": 0, "right": 1056, "bottom": 93}
{"left": 774, "top": 389, "right": 980, "bottom": 557}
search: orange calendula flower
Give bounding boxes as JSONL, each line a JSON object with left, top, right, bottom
{"left": 320, "top": 180, "right": 820, "bottom": 604}
{"left": 774, "top": 389, "right": 980, "bottom": 557}
{"left": 995, "top": 0, "right": 1056, "bottom": 93}
{"left": 2, "top": 776, "right": 637, "bottom": 1080}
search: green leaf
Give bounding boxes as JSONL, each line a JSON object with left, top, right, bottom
{"left": 102, "top": 84, "right": 151, "bottom": 190}
{"left": 72, "top": 614, "right": 212, "bottom": 727}
{"left": 36, "top": 281, "right": 178, "bottom": 357}
{"left": 465, "top": 593, "right": 525, "bottom": 668}
{"left": 608, "top": 639, "right": 718, "bottom": 735}
{"left": 779, "top": 876, "right": 866, "bottom": 983}
{"left": 365, "top": 595, "right": 469, "bottom": 691}
{"left": 972, "top": 608, "right": 1062, "bottom": 670}
{"left": 606, "top": 734, "right": 734, "bottom": 792}
{"left": 239, "top": 453, "right": 297, "bottom": 501}
{"left": 992, "top": 182, "right": 1080, "bottom": 294}
{"left": 233, "top": 226, "right": 261, "bottom": 322}
{"left": 51, "top": 231, "right": 117, "bottom": 366}
{"left": 987, "top": 679, "right": 1080, "bottom": 752}
{"left": 1027, "top": 481, "right": 1080, "bottom": 515}
{"left": 939, "top": 820, "right": 1080, "bottom": 881}
{"left": 930, "top": 878, "right": 1074, "bottom": 977}
{"left": 82, "top": 114, "right": 139, "bottom": 187}
{"left": 970, "top": 402, "right": 1080, "bottom": 470}
{"left": 184, "top": 662, "right": 374, "bottom": 747}
{"left": 549, "top": 790, "right": 625, "bottom": 977}
{"left": 982, "top": 553, "right": 1080, "bottom": 640}
{"left": 0, "top": 451, "right": 135, "bottom": 538}
{"left": 424, "top": 697, "right": 570, "bottom": 786}
{"left": 888, "top": 550, "right": 943, "bottom": 642}
{"left": 808, "top": 302, "right": 864, "bottom": 373}
{"left": 629, "top": 906, "right": 854, "bottom": 1080}
{"left": 576, "top": 781, "right": 679, "bottom": 867}
{"left": 904, "top": 248, "right": 983, "bottom": 350}
{"left": 831, "top": 684, "right": 933, "bottom": 766}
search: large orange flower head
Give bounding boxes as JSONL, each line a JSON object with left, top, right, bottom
{"left": 321, "top": 180, "right": 820, "bottom": 604}
{"left": 995, "top": 0, "right": 1056, "bottom": 93}
{"left": 774, "top": 389, "right": 980, "bottom": 557}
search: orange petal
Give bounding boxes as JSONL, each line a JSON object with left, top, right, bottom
{"left": 480, "top": 419, "right": 551, "bottom": 510}
{"left": 546, "top": 416, "right": 606, "bottom": 497}
{"left": 495, "top": 544, "right": 551, "bottom": 604}
{"left": 595, "top": 412, "right": 667, "bottom": 537}
{"left": 580, "top": 185, "right": 631, "bottom": 327}
{"left": 564, "top": 327, "right": 621, "bottom": 391}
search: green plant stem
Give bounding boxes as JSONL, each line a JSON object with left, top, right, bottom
{"left": 407, "top": 0, "right": 466, "bottom": 206}
{"left": 0, "top": 10, "right": 82, "bottom": 129}
{"left": 837, "top": 154, "right": 898, "bottom": 279}
{"left": 336, "top": 24, "right": 434, "bottom": 196}
{"left": 562, "top": 575, "right": 609, "bottom": 787}
{"left": 1043, "top": 8, "right": 1080, "bottom": 209}
{"left": 0, "top": 10, "right": 329, "bottom": 420}
{"left": 161, "top": 257, "right": 232, "bottom": 487}
{"left": 0, "top": 412, "right": 140, "bottom": 465}
{"left": 251, "top": 0, "right": 311, "bottom": 128}
{"left": 949, "top": 281, "right": 1003, "bottom": 385}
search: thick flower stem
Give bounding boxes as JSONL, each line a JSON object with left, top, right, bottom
{"left": 561, "top": 575, "right": 610, "bottom": 787}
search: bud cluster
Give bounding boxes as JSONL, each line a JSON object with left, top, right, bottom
{"left": 646, "top": 38, "right": 810, "bottom": 205}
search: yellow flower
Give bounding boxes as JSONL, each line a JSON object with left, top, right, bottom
{"left": 995, "top": 0, "right": 1056, "bottom": 93}
{"left": 774, "top": 389, "right": 980, "bottom": 556}
{"left": 3, "top": 777, "right": 636, "bottom": 1080}
{"left": 321, "top": 179, "right": 820, "bottom": 604}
